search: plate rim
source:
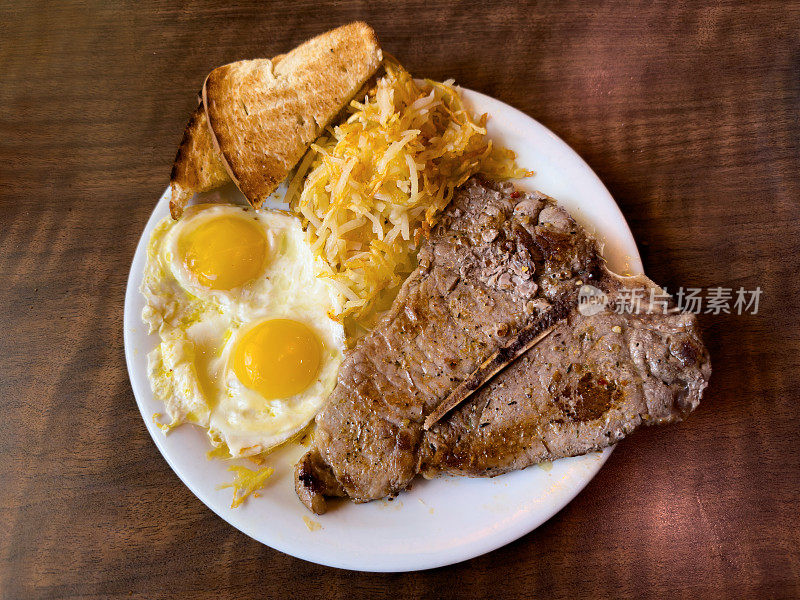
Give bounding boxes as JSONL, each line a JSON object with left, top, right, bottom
{"left": 124, "top": 87, "right": 642, "bottom": 572}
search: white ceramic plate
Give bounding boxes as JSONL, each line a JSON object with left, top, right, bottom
{"left": 124, "top": 88, "right": 643, "bottom": 572}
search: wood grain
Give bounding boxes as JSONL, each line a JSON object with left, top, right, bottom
{"left": 1, "top": 1, "right": 798, "bottom": 598}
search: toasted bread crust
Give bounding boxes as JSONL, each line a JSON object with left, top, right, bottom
{"left": 168, "top": 53, "right": 289, "bottom": 218}
{"left": 203, "top": 22, "right": 382, "bottom": 207}
{"left": 169, "top": 104, "right": 230, "bottom": 219}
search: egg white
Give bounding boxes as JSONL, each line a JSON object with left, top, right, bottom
{"left": 141, "top": 204, "right": 344, "bottom": 456}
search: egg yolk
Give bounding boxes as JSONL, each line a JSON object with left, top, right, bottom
{"left": 233, "top": 319, "right": 322, "bottom": 399}
{"left": 180, "top": 215, "right": 267, "bottom": 290}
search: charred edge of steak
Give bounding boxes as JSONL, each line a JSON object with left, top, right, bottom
{"left": 294, "top": 449, "right": 346, "bottom": 515}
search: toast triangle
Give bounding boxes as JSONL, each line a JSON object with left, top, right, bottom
{"left": 202, "top": 22, "right": 382, "bottom": 207}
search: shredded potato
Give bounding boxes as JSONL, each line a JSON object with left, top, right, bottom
{"left": 206, "top": 426, "right": 313, "bottom": 507}
{"left": 288, "top": 59, "right": 531, "bottom": 329}
{"left": 218, "top": 464, "right": 274, "bottom": 508}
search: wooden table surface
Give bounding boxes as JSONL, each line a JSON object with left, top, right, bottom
{"left": 2, "top": 1, "right": 798, "bottom": 598}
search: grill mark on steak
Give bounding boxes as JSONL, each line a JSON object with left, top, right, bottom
{"left": 294, "top": 176, "right": 710, "bottom": 513}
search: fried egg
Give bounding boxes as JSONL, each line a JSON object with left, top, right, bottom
{"left": 141, "top": 204, "right": 344, "bottom": 456}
